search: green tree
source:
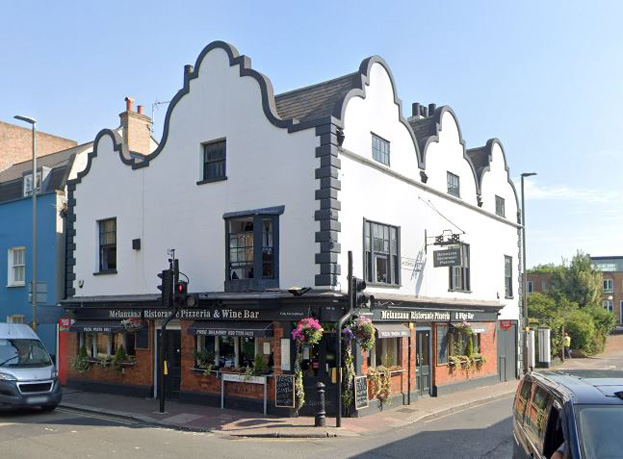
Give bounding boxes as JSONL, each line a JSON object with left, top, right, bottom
{"left": 552, "top": 251, "right": 602, "bottom": 308}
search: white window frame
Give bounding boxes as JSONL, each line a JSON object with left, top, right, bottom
{"left": 603, "top": 279, "right": 614, "bottom": 293}
{"left": 527, "top": 281, "right": 534, "bottom": 293}
{"left": 7, "top": 247, "right": 26, "bottom": 287}
{"left": 369, "top": 337, "right": 400, "bottom": 368}
{"left": 7, "top": 315, "right": 25, "bottom": 324}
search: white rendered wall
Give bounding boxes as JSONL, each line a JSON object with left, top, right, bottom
{"left": 72, "top": 47, "right": 319, "bottom": 297}
{"left": 339, "top": 62, "right": 520, "bottom": 320}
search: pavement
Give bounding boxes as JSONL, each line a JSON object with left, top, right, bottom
{"left": 58, "top": 334, "right": 623, "bottom": 439}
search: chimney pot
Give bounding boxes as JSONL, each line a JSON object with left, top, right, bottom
{"left": 137, "top": 105, "right": 144, "bottom": 115}
{"left": 125, "top": 96, "right": 135, "bottom": 112}
{"left": 412, "top": 102, "right": 421, "bottom": 118}
{"left": 421, "top": 107, "right": 428, "bottom": 117}
{"left": 428, "top": 103, "right": 437, "bottom": 115}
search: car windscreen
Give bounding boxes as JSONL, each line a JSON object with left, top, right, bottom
{"left": 576, "top": 404, "right": 623, "bottom": 459}
{"left": 0, "top": 339, "right": 51, "bottom": 368}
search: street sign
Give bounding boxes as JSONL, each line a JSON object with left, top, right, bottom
{"left": 433, "top": 248, "right": 460, "bottom": 267}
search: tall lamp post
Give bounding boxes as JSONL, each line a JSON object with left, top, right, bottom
{"left": 521, "top": 172, "right": 537, "bottom": 374}
{"left": 14, "top": 115, "right": 38, "bottom": 332}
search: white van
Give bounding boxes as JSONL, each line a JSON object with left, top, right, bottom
{"left": 0, "top": 323, "right": 62, "bottom": 411}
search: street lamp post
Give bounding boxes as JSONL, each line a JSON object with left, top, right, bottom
{"left": 14, "top": 115, "right": 38, "bottom": 332}
{"left": 521, "top": 172, "right": 537, "bottom": 374}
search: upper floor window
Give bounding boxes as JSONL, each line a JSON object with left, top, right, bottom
{"left": 447, "top": 172, "right": 460, "bottom": 197}
{"left": 505, "top": 256, "right": 513, "bottom": 298}
{"left": 527, "top": 281, "right": 534, "bottom": 293}
{"left": 371, "top": 134, "right": 390, "bottom": 166}
{"left": 603, "top": 279, "right": 614, "bottom": 293}
{"left": 364, "top": 220, "right": 400, "bottom": 286}
{"left": 98, "top": 218, "right": 117, "bottom": 273}
{"left": 495, "top": 195, "right": 506, "bottom": 217}
{"left": 224, "top": 207, "right": 282, "bottom": 292}
{"left": 202, "top": 139, "right": 226, "bottom": 183}
{"left": 7, "top": 247, "right": 26, "bottom": 287}
{"left": 449, "top": 243, "right": 470, "bottom": 292}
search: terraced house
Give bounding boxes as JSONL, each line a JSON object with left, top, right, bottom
{"left": 60, "top": 41, "right": 521, "bottom": 417}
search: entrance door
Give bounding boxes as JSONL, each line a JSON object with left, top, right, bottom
{"left": 497, "top": 321, "right": 517, "bottom": 382}
{"left": 416, "top": 330, "right": 431, "bottom": 397}
{"left": 157, "top": 330, "right": 182, "bottom": 399}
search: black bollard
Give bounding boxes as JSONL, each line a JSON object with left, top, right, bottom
{"left": 315, "top": 382, "right": 326, "bottom": 427}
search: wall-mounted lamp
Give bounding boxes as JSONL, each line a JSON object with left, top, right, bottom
{"left": 288, "top": 287, "right": 312, "bottom": 297}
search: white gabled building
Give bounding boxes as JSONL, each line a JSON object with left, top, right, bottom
{"left": 61, "top": 41, "right": 520, "bottom": 415}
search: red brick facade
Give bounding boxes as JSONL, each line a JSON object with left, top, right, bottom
{"left": 433, "top": 322, "right": 497, "bottom": 387}
{"left": 0, "top": 121, "right": 77, "bottom": 171}
{"left": 63, "top": 318, "right": 500, "bottom": 414}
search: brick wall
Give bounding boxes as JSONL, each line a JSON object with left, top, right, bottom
{"left": 433, "top": 322, "right": 497, "bottom": 387}
{"left": 0, "top": 121, "right": 77, "bottom": 171}
{"left": 65, "top": 324, "right": 154, "bottom": 387}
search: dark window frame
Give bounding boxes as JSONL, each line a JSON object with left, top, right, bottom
{"left": 198, "top": 138, "right": 227, "bottom": 184}
{"left": 505, "top": 255, "right": 513, "bottom": 298}
{"left": 371, "top": 133, "right": 390, "bottom": 166}
{"left": 363, "top": 219, "right": 401, "bottom": 286}
{"left": 449, "top": 243, "right": 470, "bottom": 292}
{"left": 495, "top": 195, "right": 506, "bottom": 217}
{"left": 447, "top": 171, "right": 460, "bottom": 197}
{"left": 98, "top": 218, "right": 117, "bottom": 273}
{"left": 224, "top": 208, "right": 281, "bottom": 292}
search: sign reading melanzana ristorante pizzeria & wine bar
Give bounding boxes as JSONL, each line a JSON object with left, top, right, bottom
{"left": 372, "top": 308, "right": 498, "bottom": 323}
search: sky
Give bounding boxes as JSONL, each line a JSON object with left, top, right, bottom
{"left": 2, "top": 0, "right": 622, "bottom": 269}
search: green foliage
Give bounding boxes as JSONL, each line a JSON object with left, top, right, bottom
{"left": 342, "top": 346, "right": 355, "bottom": 409}
{"left": 112, "top": 345, "right": 127, "bottom": 372}
{"left": 585, "top": 306, "right": 616, "bottom": 353}
{"left": 253, "top": 353, "right": 268, "bottom": 375}
{"left": 294, "top": 347, "right": 305, "bottom": 410}
{"left": 71, "top": 345, "right": 90, "bottom": 373}
{"left": 465, "top": 336, "right": 473, "bottom": 357}
{"left": 193, "top": 349, "right": 214, "bottom": 375}
{"left": 565, "top": 309, "right": 597, "bottom": 353}
{"left": 527, "top": 264, "right": 560, "bottom": 274}
{"left": 552, "top": 251, "right": 602, "bottom": 308}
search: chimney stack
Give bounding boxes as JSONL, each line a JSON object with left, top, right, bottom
{"left": 119, "top": 96, "right": 151, "bottom": 156}
{"left": 428, "top": 103, "right": 437, "bottom": 115}
{"left": 125, "top": 96, "right": 134, "bottom": 112}
{"left": 412, "top": 102, "right": 421, "bottom": 118}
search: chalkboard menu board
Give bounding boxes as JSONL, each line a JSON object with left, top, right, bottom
{"left": 275, "top": 374, "right": 295, "bottom": 408}
{"left": 354, "top": 375, "right": 369, "bottom": 410}
{"left": 135, "top": 327, "right": 149, "bottom": 349}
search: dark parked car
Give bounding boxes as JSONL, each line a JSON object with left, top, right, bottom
{"left": 513, "top": 370, "right": 623, "bottom": 458}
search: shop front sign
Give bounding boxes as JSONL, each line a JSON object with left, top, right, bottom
{"left": 71, "top": 305, "right": 344, "bottom": 322}
{"left": 433, "top": 248, "right": 461, "bottom": 267}
{"left": 373, "top": 308, "right": 498, "bottom": 323}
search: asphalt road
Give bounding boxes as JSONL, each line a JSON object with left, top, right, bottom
{"left": 0, "top": 395, "right": 514, "bottom": 459}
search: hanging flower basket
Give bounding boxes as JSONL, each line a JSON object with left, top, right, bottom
{"left": 350, "top": 316, "right": 375, "bottom": 352}
{"left": 454, "top": 321, "right": 474, "bottom": 336}
{"left": 291, "top": 317, "right": 324, "bottom": 347}
{"left": 121, "top": 318, "right": 144, "bottom": 334}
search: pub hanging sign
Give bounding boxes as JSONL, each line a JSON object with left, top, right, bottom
{"left": 433, "top": 247, "right": 461, "bottom": 267}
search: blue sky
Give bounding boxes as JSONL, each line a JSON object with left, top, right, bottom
{"left": 2, "top": 1, "right": 621, "bottom": 268}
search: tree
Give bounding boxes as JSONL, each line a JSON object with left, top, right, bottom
{"left": 551, "top": 251, "right": 602, "bottom": 308}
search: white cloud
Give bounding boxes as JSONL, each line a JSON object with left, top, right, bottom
{"left": 521, "top": 180, "right": 623, "bottom": 203}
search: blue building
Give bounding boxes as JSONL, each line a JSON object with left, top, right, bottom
{"left": 0, "top": 143, "right": 91, "bottom": 356}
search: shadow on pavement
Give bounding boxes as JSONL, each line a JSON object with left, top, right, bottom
{"left": 345, "top": 417, "right": 513, "bottom": 459}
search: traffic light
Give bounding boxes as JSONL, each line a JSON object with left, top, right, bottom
{"left": 174, "top": 280, "right": 188, "bottom": 306}
{"left": 157, "top": 269, "right": 173, "bottom": 308}
{"left": 174, "top": 280, "right": 198, "bottom": 307}
{"left": 352, "top": 277, "right": 368, "bottom": 307}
